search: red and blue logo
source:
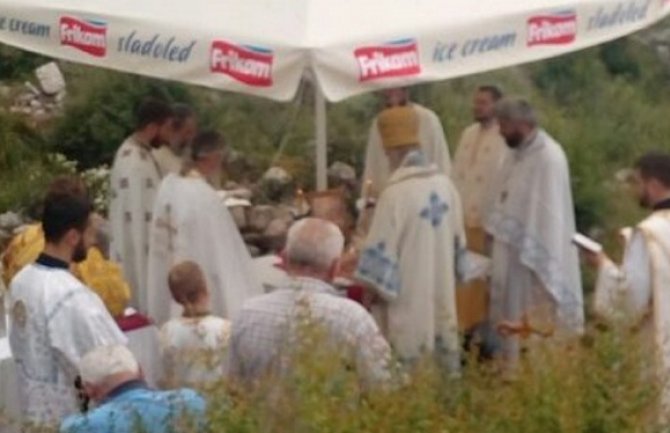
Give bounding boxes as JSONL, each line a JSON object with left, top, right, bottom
{"left": 527, "top": 10, "right": 577, "bottom": 46}
{"left": 60, "top": 16, "right": 107, "bottom": 57}
{"left": 354, "top": 39, "right": 421, "bottom": 82}
{"left": 210, "top": 41, "right": 273, "bottom": 87}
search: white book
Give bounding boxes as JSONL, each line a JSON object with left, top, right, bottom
{"left": 572, "top": 233, "right": 603, "bottom": 254}
{"left": 461, "top": 251, "right": 492, "bottom": 282}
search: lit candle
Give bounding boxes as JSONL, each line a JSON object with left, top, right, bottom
{"left": 295, "top": 188, "right": 306, "bottom": 214}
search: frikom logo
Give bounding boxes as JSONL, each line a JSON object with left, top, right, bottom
{"left": 527, "top": 10, "right": 577, "bottom": 46}
{"left": 210, "top": 41, "right": 273, "bottom": 87}
{"left": 60, "top": 16, "right": 107, "bottom": 57}
{"left": 354, "top": 39, "right": 421, "bottom": 82}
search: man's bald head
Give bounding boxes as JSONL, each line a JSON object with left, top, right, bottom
{"left": 285, "top": 218, "right": 344, "bottom": 277}
{"left": 168, "top": 261, "right": 208, "bottom": 306}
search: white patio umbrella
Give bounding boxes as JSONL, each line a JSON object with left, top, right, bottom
{"left": 0, "top": 0, "right": 667, "bottom": 188}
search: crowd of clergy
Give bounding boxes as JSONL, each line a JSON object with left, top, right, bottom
{"left": 3, "top": 84, "right": 670, "bottom": 432}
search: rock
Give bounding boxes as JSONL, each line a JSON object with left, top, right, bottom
{"left": 0, "top": 212, "right": 23, "bottom": 231}
{"left": 29, "top": 99, "right": 41, "bottom": 109}
{"left": 16, "top": 93, "right": 33, "bottom": 105}
{"left": 35, "top": 62, "right": 66, "bottom": 95}
{"left": 229, "top": 206, "right": 248, "bottom": 230}
{"left": 55, "top": 90, "right": 67, "bottom": 103}
{"left": 24, "top": 81, "right": 40, "bottom": 96}
{"left": 0, "top": 228, "right": 11, "bottom": 248}
{"left": 264, "top": 218, "right": 290, "bottom": 239}
{"left": 273, "top": 204, "right": 297, "bottom": 222}
{"left": 223, "top": 180, "right": 241, "bottom": 190}
{"left": 0, "top": 85, "right": 11, "bottom": 99}
{"left": 226, "top": 149, "right": 244, "bottom": 164}
{"left": 249, "top": 205, "right": 275, "bottom": 232}
{"left": 262, "top": 167, "right": 292, "bottom": 184}
{"left": 262, "top": 218, "right": 290, "bottom": 252}
{"left": 328, "top": 162, "right": 357, "bottom": 186}
{"left": 260, "top": 167, "right": 294, "bottom": 201}
{"left": 615, "top": 168, "right": 634, "bottom": 183}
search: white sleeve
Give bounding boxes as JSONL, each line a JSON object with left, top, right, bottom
{"left": 354, "top": 192, "right": 401, "bottom": 301}
{"left": 621, "top": 232, "right": 652, "bottom": 317}
{"left": 361, "top": 119, "right": 388, "bottom": 198}
{"left": 49, "top": 290, "right": 127, "bottom": 369}
{"left": 594, "top": 232, "right": 651, "bottom": 322}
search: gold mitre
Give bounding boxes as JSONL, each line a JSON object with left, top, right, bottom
{"left": 377, "top": 106, "right": 419, "bottom": 149}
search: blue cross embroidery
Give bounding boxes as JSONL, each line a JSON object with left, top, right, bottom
{"left": 358, "top": 242, "right": 400, "bottom": 294}
{"left": 420, "top": 192, "right": 449, "bottom": 227}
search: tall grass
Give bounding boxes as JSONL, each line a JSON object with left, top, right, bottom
{"left": 0, "top": 323, "right": 663, "bottom": 433}
{"left": 200, "top": 323, "right": 661, "bottom": 433}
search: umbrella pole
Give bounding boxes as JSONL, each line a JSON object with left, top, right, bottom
{"left": 315, "top": 83, "right": 328, "bottom": 191}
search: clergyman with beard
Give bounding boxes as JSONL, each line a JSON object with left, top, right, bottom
{"left": 588, "top": 151, "right": 670, "bottom": 417}
{"left": 109, "top": 98, "right": 174, "bottom": 313}
{"left": 451, "top": 85, "right": 508, "bottom": 347}
{"left": 8, "top": 176, "right": 127, "bottom": 429}
{"left": 484, "top": 97, "right": 584, "bottom": 376}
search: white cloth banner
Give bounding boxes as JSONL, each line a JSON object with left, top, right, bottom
{"left": 0, "top": 0, "right": 667, "bottom": 102}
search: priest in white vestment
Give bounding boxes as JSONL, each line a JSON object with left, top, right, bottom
{"left": 9, "top": 178, "right": 126, "bottom": 427}
{"left": 485, "top": 97, "right": 583, "bottom": 370}
{"left": 354, "top": 106, "right": 466, "bottom": 370}
{"left": 110, "top": 99, "right": 174, "bottom": 313}
{"left": 147, "top": 130, "right": 262, "bottom": 325}
{"left": 153, "top": 103, "right": 197, "bottom": 178}
{"left": 589, "top": 152, "right": 670, "bottom": 417}
{"left": 362, "top": 87, "right": 451, "bottom": 199}
{"left": 452, "top": 85, "right": 508, "bottom": 337}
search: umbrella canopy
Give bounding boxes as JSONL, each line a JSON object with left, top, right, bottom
{"left": 0, "top": 0, "right": 668, "bottom": 102}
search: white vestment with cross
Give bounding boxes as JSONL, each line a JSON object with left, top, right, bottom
{"left": 485, "top": 130, "right": 584, "bottom": 367}
{"left": 355, "top": 153, "right": 466, "bottom": 366}
{"left": 146, "top": 173, "right": 262, "bottom": 325}
{"left": 109, "top": 135, "right": 162, "bottom": 313}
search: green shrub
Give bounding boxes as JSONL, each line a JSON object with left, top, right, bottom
{"left": 0, "top": 46, "right": 50, "bottom": 80}
{"left": 0, "top": 112, "right": 65, "bottom": 215}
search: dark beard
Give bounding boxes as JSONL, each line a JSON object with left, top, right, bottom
{"left": 504, "top": 133, "right": 524, "bottom": 149}
{"left": 72, "top": 240, "right": 88, "bottom": 263}
{"left": 150, "top": 136, "right": 163, "bottom": 149}
{"left": 638, "top": 195, "right": 652, "bottom": 209}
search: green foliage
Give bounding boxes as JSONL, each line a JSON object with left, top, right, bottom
{"left": 0, "top": 46, "right": 50, "bottom": 80}
{"left": 0, "top": 112, "right": 68, "bottom": 215}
